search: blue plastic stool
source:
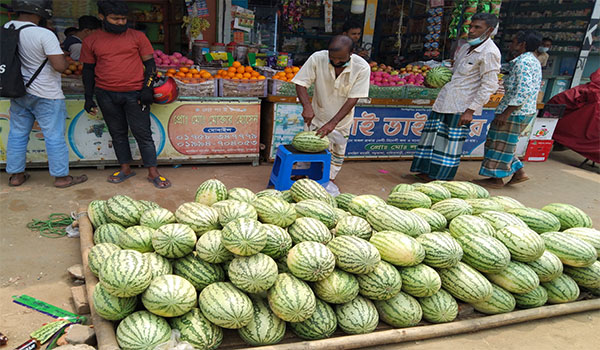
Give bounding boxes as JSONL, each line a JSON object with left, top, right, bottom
{"left": 268, "top": 145, "right": 331, "bottom": 190}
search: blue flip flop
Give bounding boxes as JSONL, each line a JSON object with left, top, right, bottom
{"left": 107, "top": 171, "right": 136, "bottom": 183}
{"left": 148, "top": 175, "right": 171, "bottom": 189}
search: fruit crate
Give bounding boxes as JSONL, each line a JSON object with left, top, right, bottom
{"left": 368, "top": 85, "right": 406, "bottom": 99}
{"left": 269, "top": 79, "right": 314, "bottom": 96}
{"left": 403, "top": 86, "right": 441, "bottom": 100}
{"left": 174, "top": 78, "right": 218, "bottom": 97}
{"left": 61, "top": 76, "right": 84, "bottom": 94}
{"left": 218, "top": 79, "right": 267, "bottom": 97}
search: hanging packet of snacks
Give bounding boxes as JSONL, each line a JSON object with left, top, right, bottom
{"left": 282, "top": 0, "right": 304, "bottom": 32}
{"left": 490, "top": 0, "right": 502, "bottom": 16}
{"left": 424, "top": 6, "right": 443, "bottom": 58}
{"left": 448, "top": 0, "right": 463, "bottom": 39}
{"left": 460, "top": 0, "right": 479, "bottom": 39}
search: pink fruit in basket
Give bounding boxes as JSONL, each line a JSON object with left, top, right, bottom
{"left": 173, "top": 52, "right": 183, "bottom": 59}
{"left": 155, "top": 58, "right": 163, "bottom": 65}
{"left": 155, "top": 49, "right": 164, "bottom": 55}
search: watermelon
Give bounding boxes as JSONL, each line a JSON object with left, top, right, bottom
{"left": 238, "top": 297, "right": 286, "bottom": 346}
{"left": 390, "top": 183, "right": 415, "bottom": 194}
{"left": 259, "top": 224, "right": 293, "bottom": 259}
{"left": 412, "top": 183, "right": 452, "bottom": 204}
{"left": 490, "top": 196, "right": 526, "bottom": 210}
{"left": 295, "top": 199, "right": 338, "bottom": 229}
{"left": 288, "top": 217, "right": 332, "bottom": 245}
{"left": 334, "top": 208, "right": 350, "bottom": 219}
{"left": 290, "top": 178, "right": 330, "bottom": 203}
{"left": 438, "top": 181, "right": 477, "bottom": 199}
{"left": 370, "top": 231, "right": 425, "bottom": 267}
{"left": 253, "top": 196, "right": 297, "bottom": 228}
{"left": 198, "top": 282, "right": 253, "bottom": 329}
{"left": 431, "top": 198, "right": 473, "bottom": 221}
{"left": 334, "top": 215, "right": 372, "bottom": 240}
{"left": 88, "top": 200, "right": 112, "bottom": 228}
{"left": 541, "top": 231, "right": 597, "bottom": 267}
{"left": 438, "top": 262, "right": 493, "bottom": 303}
{"left": 139, "top": 208, "right": 176, "bottom": 229}
{"left": 356, "top": 261, "right": 402, "bottom": 301}
{"left": 93, "top": 283, "right": 137, "bottom": 321}
{"left": 387, "top": 191, "right": 432, "bottom": 210}
{"left": 399, "top": 263, "right": 442, "bottom": 297}
{"left": 313, "top": 269, "right": 360, "bottom": 304}
{"left": 479, "top": 211, "right": 528, "bottom": 231}
{"left": 348, "top": 194, "right": 387, "bottom": 219}
{"left": 195, "top": 179, "right": 228, "bottom": 206}
{"left": 94, "top": 223, "right": 124, "bottom": 245}
{"left": 228, "top": 187, "right": 257, "bottom": 204}
{"left": 152, "top": 223, "right": 196, "bottom": 259}
{"left": 485, "top": 261, "right": 540, "bottom": 294}
{"left": 143, "top": 252, "right": 173, "bottom": 279}
{"left": 416, "top": 232, "right": 463, "bottom": 269}
{"left": 256, "top": 189, "right": 283, "bottom": 198}
{"left": 335, "top": 296, "right": 379, "bottom": 335}
{"left": 281, "top": 190, "right": 295, "bottom": 203}
{"left": 175, "top": 202, "right": 220, "bottom": 235}
{"left": 327, "top": 235, "right": 381, "bottom": 275}
{"left": 170, "top": 308, "right": 223, "bottom": 350}
{"left": 513, "top": 285, "right": 548, "bottom": 309}
{"left": 541, "top": 203, "right": 593, "bottom": 230}
{"left": 492, "top": 225, "right": 545, "bottom": 263}
{"left": 525, "top": 250, "right": 564, "bottom": 283}
{"left": 267, "top": 273, "right": 316, "bottom": 322}
{"left": 88, "top": 243, "right": 121, "bottom": 276}
{"left": 289, "top": 298, "right": 337, "bottom": 340}
{"left": 457, "top": 233, "right": 510, "bottom": 273}
{"left": 335, "top": 193, "right": 356, "bottom": 211}
{"left": 465, "top": 198, "right": 504, "bottom": 215}
{"left": 141, "top": 274, "right": 197, "bottom": 317}
{"left": 221, "top": 218, "right": 266, "bottom": 256}
{"left": 468, "top": 182, "right": 490, "bottom": 199}
{"left": 120, "top": 226, "right": 155, "bottom": 253}
{"left": 506, "top": 207, "right": 561, "bottom": 233}
{"left": 287, "top": 241, "right": 335, "bottom": 282}
{"left": 106, "top": 195, "right": 142, "bottom": 227}
{"left": 228, "top": 253, "right": 278, "bottom": 293}
{"left": 212, "top": 199, "right": 244, "bottom": 210}
{"left": 217, "top": 201, "right": 258, "bottom": 226}
{"left": 138, "top": 200, "right": 160, "bottom": 212}
{"left": 366, "top": 204, "right": 431, "bottom": 237}
{"left": 470, "top": 283, "right": 516, "bottom": 315}
{"left": 563, "top": 227, "right": 600, "bottom": 256}
{"left": 425, "top": 66, "right": 452, "bottom": 88}
{"left": 173, "top": 253, "right": 225, "bottom": 291}
{"left": 449, "top": 215, "right": 496, "bottom": 238}
{"left": 99, "top": 249, "right": 151, "bottom": 298}
{"left": 563, "top": 261, "right": 600, "bottom": 289}
{"left": 411, "top": 208, "right": 448, "bottom": 232}
{"left": 418, "top": 289, "right": 458, "bottom": 323}
{"left": 292, "top": 131, "right": 330, "bottom": 152}
{"left": 542, "top": 273, "right": 580, "bottom": 304}
{"left": 116, "top": 311, "right": 171, "bottom": 350}
{"left": 375, "top": 291, "right": 422, "bottom": 328}
{"left": 195, "top": 230, "right": 234, "bottom": 264}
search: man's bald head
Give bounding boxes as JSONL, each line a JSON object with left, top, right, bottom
{"left": 329, "top": 35, "right": 354, "bottom": 54}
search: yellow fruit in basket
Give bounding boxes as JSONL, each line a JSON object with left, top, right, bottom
{"left": 251, "top": 71, "right": 259, "bottom": 78}
{"left": 185, "top": 72, "right": 193, "bottom": 78}
{"left": 233, "top": 61, "right": 242, "bottom": 68}
{"left": 243, "top": 72, "right": 252, "bottom": 79}
{"left": 245, "top": 66, "right": 254, "bottom": 73}
{"left": 236, "top": 66, "right": 245, "bottom": 74}
{"left": 201, "top": 72, "right": 212, "bottom": 79}
{"left": 180, "top": 67, "right": 189, "bottom": 73}
{"left": 258, "top": 75, "right": 266, "bottom": 80}
{"left": 167, "top": 68, "right": 177, "bottom": 74}
{"left": 189, "top": 68, "right": 199, "bottom": 74}
{"left": 193, "top": 73, "right": 201, "bottom": 78}
{"left": 286, "top": 73, "right": 294, "bottom": 80}
{"left": 284, "top": 67, "right": 292, "bottom": 74}
{"left": 235, "top": 73, "right": 244, "bottom": 79}
{"left": 292, "top": 66, "right": 300, "bottom": 73}
{"left": 176, "top": 71, "right": 185, "bottom": 78}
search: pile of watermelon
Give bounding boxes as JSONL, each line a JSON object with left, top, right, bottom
{"left": 87, "top": 178, "right": 600, "bottom": 350}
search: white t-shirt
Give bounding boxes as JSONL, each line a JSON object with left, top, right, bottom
{"left": 4, "top": 20, "right": 64, "bottom": 99}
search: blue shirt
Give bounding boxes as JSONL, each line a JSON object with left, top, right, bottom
{"left": 497, "top": 52, "right": 542, "bottom": 116}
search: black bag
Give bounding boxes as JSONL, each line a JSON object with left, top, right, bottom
{"left": 0, "top": 23, "right": 48, "bottom": 98}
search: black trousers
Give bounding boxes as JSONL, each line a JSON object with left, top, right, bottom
{"left": 95, "top": 88, "right": 157, "bottom": 167}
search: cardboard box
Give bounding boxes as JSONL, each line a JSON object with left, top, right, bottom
{"left": 530, "top": 118, "right": 559, "bottom": 140}
{"left": 524, "top": 140, "right": 553, "bottom": 162}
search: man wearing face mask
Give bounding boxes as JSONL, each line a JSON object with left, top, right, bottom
{"left": 80, "top": 0, "right": 171, "bottom": 189}
{"left": 534, "top": 38, "right": 552, "bottom": 68}
{"left": 409, "top": 13, "right": 501, "bottom": 182}
{"left": 291, "top": 35, "right": 370, "bottom": 187}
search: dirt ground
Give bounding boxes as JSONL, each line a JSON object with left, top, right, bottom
{"left": 1, "top": 149, "right": 598, "bottom": 349}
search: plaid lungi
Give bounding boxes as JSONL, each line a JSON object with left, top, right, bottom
{"left": 410, "top": 111, "right": 470, "bottom": 180}
{"left": 479, "top": 114, "right": 535, "bottom": 178}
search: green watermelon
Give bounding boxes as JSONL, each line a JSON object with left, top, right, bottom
{"left": 375, "top": 291, "right": 422, "bottom": 328}
{"left": 287, "top": 241, "right": 335, "bottom": 282}
{"left": 116, "top": 311, "right": 171, "bottom": 350}
{"left": 465, "top": 198, "right": 504, "bottom": 215}
{"left": 542, "top": 273, "right": 580, "bottom": 304}
{"left": 387, "top": 191, "right": 432, "bottom": 210}
{"left": 217, "top": 201, "right": 258, "bottom": 226}
{"left": 256, "top": 189, "right": 284, "bottom": 198}
{"left": 99, "top": 249, "right": 151, "bottom": 298}
{"left": 390, "top": 183, "right": 415, "bottom": 194}
{"left": 267, "top": 273, "right": 316, "bottom": 322}
{"left": 227, "top": 187, "right": 258, "bottom": 204}
{"left": 399, "top": 263, "right": 442, "bottom": 297}
{"left": 335, "top": 296, "right": 379, "bottom": 335}
{"left": 120, "top": 225, "right": 155, "bottom": 253}
{"left": 253, "top": 196, "right": 297, "bottom": 228}
{"left": 290, "top": 178, "right": 330, "bottom": 203}
{"left": 506, "top": 207, "right": 561, "bottom": 233}
{"left": 295, "top": 199, "right": 338, "bottom": 229}
{"left": 490, "top": 196, "right": 526, "bottom": 210}
{"left": 313, "top": 269, "right": 360, "bottom": 304}
{"left": 563, "top": 227, "right": 600, "bottom": 256}
{"left": 198, "top": 282, "right": 253, "bottom": 329}
{"left": 170, "top": 308, "right": 223, "bottom": 350}
{"left": 431, "top": 198, "right": 473, "bottom": 221}
{"left": 289, "top": 298, "right": 337, "bottom": 340}
{"left": 541, "top": 231, "right": 597, "bottom": 267}
{"left": 418, "top": 289, "right": 458, "bottom": 323}
{"left": 335, "top": 193, "right": 357, "bottom": 211}
{"left": 468, "top": 182, "right": 490, "bottom": 199}
{"left": 139, "top": 208, "right": 176, "bottom": 229}
{"left": 541, "top": 203, "right": 593, "bottom": 230}
{"left": 425, "top": 66, "right": 452, "bottom": 88}
{"left": 175, "top": 202, "right": 220, "bottom": 235}
{"left": 92, "top": 283, "right": 137, "bottom": 321}
{"left": 513, "top": 285, "right": 548, "bottom": 309}
{"left": 143, "top": 252, "right": 173, "bottom": 279}
{"left": 327, "top": 235, "right": 381, "bottom": 275}
{"left": 479, "top": 211, "right": 528, "bottom": 231}
{"left": 221, "top": 218, "right": 266, "bottom": 256}
{"left": 195, "top": 179, "right": 228, "bottom": 206}
{"left": 456, "top": 233, "right": 511, "bottom": 273}
{"left": 292, "top": 131, "right": 330, "bottom": 152}
{"left": 88, "top": 200, "right": 112, "bottom": 228}
{"left": 212, "top": 199, "right": 245, "bottom": 211}
{"left": 411, "top": 208, "right": 448, "bottom": 232}
{"left": 260, "top": 224, "right": 293, "bottom": 259}
{"left": 93, "top": 223, "right": 124, "bottom": 245}
{"left": 152, "top": 223, "right": 196, "bottom": 258}
{"left": 438, "top": 181, "right": 477, "bottom": 199}
{"left": 438, "top": 262, "right": 493, "bottom": 303}
{"left": 449, "top": 215, "right": 496, "bottom": 238}
{"left": 173, "top": 253, "right": 225, "bottom": 291}
{"left": 355, "top": 261, "right": 402, "bottom": 301}
{"left": 228, "top": 253, "right": 278, "bottom": 293}
{"left": 141, "top": 274, "right": 197, "bottom": 317}
{"left": 563, "top": 261, "right": 600, "bottom": 289}
{"left": 485, "top": 261, "right": 540, "bottom": 294}
{"left": 288, "top": 217, "right": 332, "bottom": 245}
{"left": 88, "top": 243, "right": 121, "bottom": 276}
{"left": 416, "top": 232, "right": 463, "bottom": 269}
{"left": 366, "top": 204, "right": 431, "bottom": 237}
{"left": 525, "top": 250, "right": 563, "bottom": 283}
{"left": 334, "top": 215, "right": 373, "bottom": 240}
{"left": 470, "top": 283, "right": 516, "bottom": 314}
{"left": 334, "top": 208, "right": 350, "bottom": 219}
{"left": 281, "top": 190, "right": 295, "bottom": 203}
{"left": 370, "top": 231, "right": 425, "bottom": 267}
{"left": 492, "top": 225, "right": 545, "bottom": 263}
{"left": 348, "top": 194, "right": 387, "bottom": 219}
{"left": 412, "top": 183, "right": 452, "bottom": 204}
{"left": 195, "top": 230, "right": 234, "bottom": 264}
{"left": 138, "top": 200, "right": 160, "bottom": 212}
{"left": 238, "top": 297, "right": 286, "bottom": 346}
{"left": 106, "top": 195, "right": 142, "bottom": 227}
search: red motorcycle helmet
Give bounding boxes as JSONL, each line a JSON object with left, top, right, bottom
{"left": 153, "top": 76, "right": 178, "bottom": 104}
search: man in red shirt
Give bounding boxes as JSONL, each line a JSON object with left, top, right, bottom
{"left": 80, "top": 0, "right": 170, "bottom": 188}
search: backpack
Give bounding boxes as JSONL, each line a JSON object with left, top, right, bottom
{"left": 0, "top": 23, "right": 48, "bottom": 98}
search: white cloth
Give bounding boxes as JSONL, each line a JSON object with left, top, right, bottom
{"left": 4, "top": 20, "right": 64, "bottom": 99}
{"left": 291, "top": 50, "right": 370, "bottom": 130}
{"left": 433, "top": 38, "right": 500, "bottom": 116}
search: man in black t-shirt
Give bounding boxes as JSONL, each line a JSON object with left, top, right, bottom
{"left": 62, "top": 15, "right": 100, "bottom": 60}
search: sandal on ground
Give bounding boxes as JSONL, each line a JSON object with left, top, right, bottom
{"left": 55, "top": 175, "right": 88, "bottom": 188}
{"left": 507, "top": 175, "right": 530, "bottom": 185}
{"left": 107, "top": 171, "right": 136, "bottom": 184}
{"left": 9, "top": 172, "right": 30, "bottom": 187}
{"left": 472, "top": 178, "right": 505, "bottom": 189}
{"left": 148, "top": 175, "right": 171, "bottom": 189}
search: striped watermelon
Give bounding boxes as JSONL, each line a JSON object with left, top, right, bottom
{"left": 370, "top": 231, "right": 425, "bottom": 267}
{"left": 449, "top": 215, "right": 496, "bottom": 238}
{"left": 88, "top": 243, "right": 121, "bottom": 276}
{"left": 387, "top": 191, "right": 432, "bottom": 210}
{"left": 465, "top": 198, "right": 504, "bottom": 215}
{"left": 92, "top": 283, "right": 137, "bottom": 321}
{"left": 490, "top": 196, "right": 526, "bottom": 211}
{"left": 138, "top": 200, "right": 160, "bottom": 212}
{"left": 335, "top": 193, "right": 357, "bottom": 211}
{"left": 94, "top": 223, "right": 124, "bottom": 245}
{"left": 525, "top": 250, "right": 563, "bottom": 283}
{"left": 541, "top": 203, "right": 593, "bottom": 230}
{"left": 281, "top": 190, "right": 295, "bottom": 203}
{"left": 366, "top": 205, "right": 431, "bottom": 237}
{"left": 116, "top": 311, "right": 171, "bottom": 350}
{"left": 238, "top": 297, "right": 286, "bottom": 346}
{"left": 348, "top": 194, "right": 387, "bottom": 219}
{"left": 485, "top": 261, "right": 540, "bottom": 294}
{"left": 106, "top": 195, "right": 142, "bottom": 227}
{"left": 141, "top": 274, "right": 197, "bottom": 317}
{"left": 99, "top": 249, "right": 151, "bottom": 298}
{"left": 88, "top": 200, "right": 112, "bottom": 228}
{"left": 375, "top": 291, "right": 422, "bottom": 328}
{"left": 479, "top": 211, "right": 528, "bottom": 231}
{"left": 256, "top": 189, "right": 283, "bottom": 198}
{"left": 228, "top": 253, "right": 278, "bottom": 293}
{"left": 542, "top": 273, "right": 580, "bottom": 304}
{"left": 260, "top": 224, "right": 293, "bottom": 259}
{"left": 221, "top": 218, "right": 266, "bottom": 256}
{"left": 228, "top": 187, "right": 258, "bottom": 204}
{"left": 253, "top": 196, "right": 297, "bottom": 228}
{"left": 334, "top": 208, "right": 350, "bottom": 219}
{"left": 412, "top": 183, "right": 452, "bottom": 204}
{"left": 175, "top": 202, "right": 220, "bottom": 235}
{"left": 399, "top": 264, "right": 442, "bottom": 297}
{"left": 418, "top": 289, "right": 458, "bottom": 323}
{"left": 456, "top": 233, "right": 511, "bottom": 273}
{"left": 334, "top": 216, "right": 372, "bottom": 240}
{"left": 139, "top": 208, "right": 176, "bottom": 229}
{"left": 438, "top": 181, "right": 477, "bottom": 199}
{"left": 152, "top": 223, "right": 196, "bottom": 259}
{"left": 513, "top": 285, "right": 548, "bottom": 309}
{"left": 492, "top": 225, "right": 545, "bottom": 262}
{"left": 195, "top": 230, "right": 234, "bottom": 264}
{"left": 173, "top": 253, "right": 225, "bottom": 291}
{"left": 195, "top": 179, "right": 228, "bottom": 206}
{"left": 120, "top": 226, "right": 155, "bottom": 253}
{"left": 217, "top": 201, "right": 258, "bottom": 226}
{"left": 313, "top": 269, "right": 360, "bottom": 304}
{"left": 287, "top": 242, "right": 335, "bottom": 282}
{"left": 431, "top": 198, "right": 473, "bottom": 221}
{"left": 470, "top": 283, "right": 516, "bottom": 314}
{"left": 143, "top": 252, "right": 173, "bottom": 279}
{"left": 506, "top": 207, "right": 561, "bottom": 233}
{"left": 267, "top": 273, "right": 316, "bottom": 322}
{"left": 438, "top": 262, "right": 493, "bottom": 303}
{"left": 289, "top": 298, "right": 337, "bottom": 340}
{"left": 292, "top": 131, "right": 330, "bottom": 152}
{"left": 295, "top": 199, "right": 338, "bottom": 229}
{"left": 563, "top": 227, "right": 600, "bottom": 255}
{"left": 563, "top": 261, "right": 600, "bottom": 289}
{"left": 411, "top": 208, "right": 448, "bottom": 232}
{"left": 199, "top": 282, "right": 253, "bottom": 329}
{"left": 416, "top": 233, "right": 463, "bottom": 269}
{"left": 290, "top": 178, "right": 329, "bottom": 203}
{"left": 469, "top": 182, "right": 490, "bottom": 199}
{"left": 211, "top": 199, "right": 243, "bottom": 211}
{"left": 327, "top": 235, "right": 381, "bottom": 274}
{"left": 390, "top": 183, "right": 415, "bottom": 194}
{"left": 288, "top": 217, "right": 332, "bottom": 245}
{"left": 356, "top": 261, "right": 402, "bottom": 301}
{"left": 169, "top": 308, "right": 223, "bottom": 350}
{"left": 335, "top": 296, "right": 379, "bottom": 335}
{"left": 541, "top": 231, "right": 597, "bottom": 267}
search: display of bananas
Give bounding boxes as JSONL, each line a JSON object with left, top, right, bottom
{"left": 183, "top": 16, "right": 210, "bottom": 38}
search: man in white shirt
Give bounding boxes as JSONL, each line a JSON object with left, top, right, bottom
{"left": 410, "top": 13, "right": 501, "bottom": 181}
{"left": 291, "top": 35, "right": 371, "bottom": 183}
{"left": 5, "top": 0, "right": 87, "bottom": 188}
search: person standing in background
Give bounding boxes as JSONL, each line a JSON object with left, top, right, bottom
{"left": 534, "top": 38, "right": 552, "bottom": 68}
{"left": 62, "top": 15, "right": 101, "bottom": 61}
{"left": 342, "top": 20, "right": 370, "bottom": 61}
